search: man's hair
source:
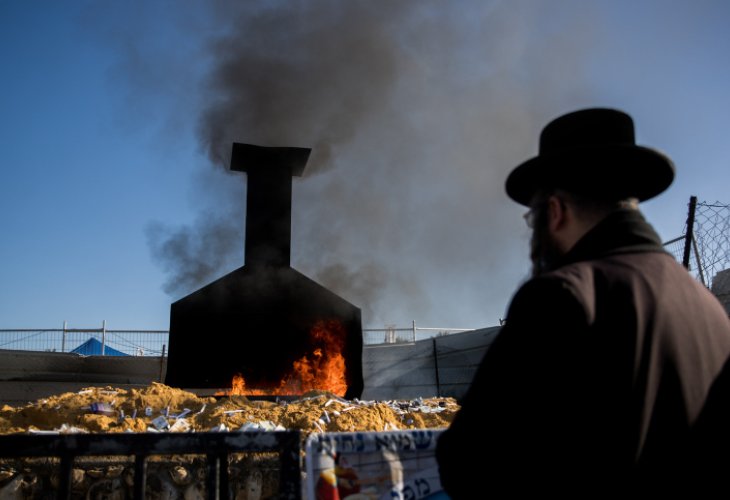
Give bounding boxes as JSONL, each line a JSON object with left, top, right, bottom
{"left": 534, "top": 188, "right": 639, "bottom": 223}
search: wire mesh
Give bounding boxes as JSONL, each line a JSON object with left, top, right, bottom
{"left": 664, "top": 200, "right": 730, "bottom": 288}
{"left": 693, "top": 201, "right": 730, "bottom": 288}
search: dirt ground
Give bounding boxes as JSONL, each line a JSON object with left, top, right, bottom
{"left": 0, "top": 382, "right": 459, "bottom": 435}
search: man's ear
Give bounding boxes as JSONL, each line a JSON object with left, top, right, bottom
{"left": 546, "top": 195, "right": 568, "bottom": 232}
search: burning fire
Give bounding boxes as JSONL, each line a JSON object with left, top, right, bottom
{"left": 220, "top": 319, "right": 348, "bottom": 397}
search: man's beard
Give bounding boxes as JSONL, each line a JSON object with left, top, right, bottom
{"left": 530, "top": 215, "right": 563, "bottom": 277}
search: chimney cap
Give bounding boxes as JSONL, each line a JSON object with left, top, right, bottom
{"left": 230, "top": 143, "right": 311, "bottom": 177}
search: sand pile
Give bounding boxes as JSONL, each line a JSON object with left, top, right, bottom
{"left": 0, "top": 383, "right": 459, "bottom": 435}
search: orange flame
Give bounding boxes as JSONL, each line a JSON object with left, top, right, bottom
{"left": 219, "top": 319, "right": 348, "bottom": 397}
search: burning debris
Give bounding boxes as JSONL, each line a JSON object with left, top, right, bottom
{"left": 217, "top": 320, "right": 349, "bottom": 398}
{"left": 0, "top": 383, "right": 458, "bottom": 435}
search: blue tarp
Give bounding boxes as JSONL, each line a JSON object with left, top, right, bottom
{"left": 71, "top": 338, "right": 128, "bottom": 356}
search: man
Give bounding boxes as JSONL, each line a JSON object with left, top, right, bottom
{"left": 436, "top": 108, "right": 730, "bottom": 497}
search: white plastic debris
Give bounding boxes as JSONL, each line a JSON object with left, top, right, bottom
{"left": 169, "top": 418, "right": 191, "bottom": 433}
{"left": 173, "top": 408, "right": 191, "bottom": 419}
{"left": 88, "top": 402, "right": 115, "bottom": 416}
{"left": 238, "top": 422, "right": 260, "bottom": 432}
{"left": 151, "top": 416, "right": 169, "bottom": 431}
{"left": 28, "top": 424, "right": 88, "bottom": 435}
{"left": 238, "top": 420, "right": 283, "bottom": 432}
{"left": 59, "top": 424, "right": 88, "bottom": 434}
{"left": 419, "top": 406, "right": 445, "bottom": 413}
{"left": 209, "top": 424, "right": 228, "bottom": 432}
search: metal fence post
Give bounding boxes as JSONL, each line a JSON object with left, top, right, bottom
{"left": 159, "top": 345, "right": 166, "bottom": 382}
{"left": 62, "top": 320, "right": 67, "bottom": 353}
{"left": 101, "top": 320, "right": 106, "bottom": 356}
{"left": 692, "top": 237, "right": 706, "bottom": 286}
{"left": 432, "top": 337, "right": 441, "bottom": 397}
{"left": 412, "top": 320, "right": 416, "bottom": 343}
{"left": 683, "top": 196, "right": 698, "bottom": 270}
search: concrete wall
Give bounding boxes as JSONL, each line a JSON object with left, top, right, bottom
{"left": 362, "top": 340, "right": 437, "bottom": 400}
{"left": 434, "top": 327, "right": 500, "bottom": 398}
{"left": 361, "top": 327, "right": 500, "bottom": 401}
{"left": 0, "top": 349, "right": 166, "bottom": 384}
{"left": 712, "top": 268, "right": 730, "bottom": 315}
{"left": 0, "top": 349, "right": 167, "bottom": 406}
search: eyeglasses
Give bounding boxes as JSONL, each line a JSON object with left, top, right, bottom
{"left": 523, "top": 208, "right": 537, "bottom": 229}
{"left": 523, "top": 201, "right": 546, "bottom": 229}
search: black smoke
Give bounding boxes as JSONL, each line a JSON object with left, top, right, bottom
{"left": 145, "top": 0, "right": 599, "bottom": 326}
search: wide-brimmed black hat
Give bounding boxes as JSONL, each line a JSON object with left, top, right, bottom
{"left": 505, "top": 108, "right": 675, "bottom": 206}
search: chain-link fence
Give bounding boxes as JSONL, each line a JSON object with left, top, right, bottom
{"left": 663, "top": 197, "right": 730, "bottom": 289}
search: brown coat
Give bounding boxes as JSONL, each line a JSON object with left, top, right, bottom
{"left": 436, "top": 209, "right": 730, "bottom": 497}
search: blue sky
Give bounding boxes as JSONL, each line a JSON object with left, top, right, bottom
{"left": 1, "top": 1, "right": 729, "bottom": 331}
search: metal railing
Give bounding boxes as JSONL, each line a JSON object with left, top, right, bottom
{"left": 0, "top": 431, "right": 302, "bottom": 499}
{"left": 0, "top": 321, "right": 476, "bottom": 355}
{"left": 0, "top": 321, "right": 167, "bottom": 357}
{"left": 363, "top": 320, "right": 475, "bottom": 345}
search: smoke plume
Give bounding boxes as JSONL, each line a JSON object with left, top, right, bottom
{"left": 147, "top": 0, "right": 599, "bottom": 327}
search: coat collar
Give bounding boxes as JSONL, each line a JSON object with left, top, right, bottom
{"left": 556, "top": 209, "right": 667, "bottom": 267}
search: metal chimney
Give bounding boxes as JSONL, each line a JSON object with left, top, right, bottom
{"left": 231, "top": 143, "right": 309, "bottom": 268}
{"left": 164, "top": 143, "right": 364, "bottom": 399}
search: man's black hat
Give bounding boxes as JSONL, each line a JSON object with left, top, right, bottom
{"left": 505, "top": 108, "right": 675, "bottom": 206}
